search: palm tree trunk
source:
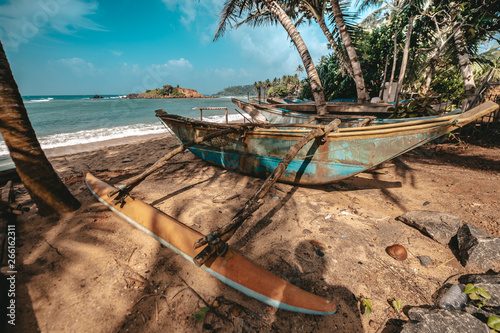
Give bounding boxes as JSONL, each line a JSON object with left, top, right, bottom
{"left": 0, "top": 41, "right": 81, "bottom": 216}
{"left": 379, "top": 54, "right": 389, "bottom": 98}
{"left": 394, "top": 16, "right": 415, "bottom": 107}
{"left": 453, "top": 23, "right": 476, "bottom": 109}
{"left": 387, "top": 31, "right": 398, "bottom": 102}
{"left": 330, "top": 0, "right": 369, "bottom": 103}
{"left": 262, "top": 0, "right": 328, "bottom": 115}
{"left": 316, "top": 16, "right": 353, "bottom": 78}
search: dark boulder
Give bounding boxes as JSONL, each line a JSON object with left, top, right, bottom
{"left": 397, "top": 210, "right": 462, "bottom": 244}
{"left": 400, "top": 307, "right": 489, "bottom": 333}
{"left": 457, "top": 223, "right": 500, "bottom": 271}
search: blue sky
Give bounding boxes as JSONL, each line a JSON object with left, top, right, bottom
{"left": 0, "top": 0, "right": 331, "bottom": 95}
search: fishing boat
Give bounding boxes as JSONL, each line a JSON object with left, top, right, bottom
{"left": 233, "top": 98, "right": 462, "bottom": 126}
{"left": 156, "top": 101, "right": 498, "bottom": 186}
{"left": 273, "top": 100, "right": 392, "bottom": 116}
{"left": 233, "top": 98, "right": 379, "bottom": 127}
{"left": 239, "top": 97, "right": 392, "bottom": 117}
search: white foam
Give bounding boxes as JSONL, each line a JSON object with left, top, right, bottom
{"left": 0, "top": 113, "right": 249, "bottom": 156}
{"left": 0, "top": 122, "right": 167, "bottom": 156}
{"left": 25, "top": 97, "right": 54, "bottom": 103}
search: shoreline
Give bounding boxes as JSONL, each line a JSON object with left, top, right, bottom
{"left": 44, "top": 132, "right": 170, "bottom": 158}
{"left": 0, "top": 132, "right": 171, "bottom": 160}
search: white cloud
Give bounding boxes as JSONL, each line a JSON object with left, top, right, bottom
{"left": 119, "top": 58, "right": 195, "bottom": 93}
{"left": 227, "top": 23, "right": 329, "bottom": 78}
{"left": 56, "top": 57, "right": 100, "bottom": 76}
{"left": 161, "top": 0, "right": 225, "bottom": 27}
{"left": 111, "top": 50, "right": 123, "bottom": 56}
{"left": 0, "top": 0, "right": 103, "bottom": 51}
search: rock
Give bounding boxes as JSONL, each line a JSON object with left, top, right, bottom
{"left": 460, "top": 273, "right": 500, "bottom": 285}
{"left": 400, "top": 308, "right": 489, "bottom": 333}
{"left": 396, "top": 211, "right": 462, "bottom": 244}
{"left": 418, "top": 255, "right": 433, "bottom": 267}
{"left": 457, "top": 223, "right": 500, "bottom": 271}
{"left": 92, "top": 94, "right": 103, "bottom": 99}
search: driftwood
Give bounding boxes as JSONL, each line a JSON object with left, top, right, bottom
{"left": 192, "top": 118, "right": 341, "bottom": 266}
{"left": 108, "top": 127, "right": 243, "bottom": 199}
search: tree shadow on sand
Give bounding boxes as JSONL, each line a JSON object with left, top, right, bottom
{"left": 262, "top": 240, "right": 363, "bottom": 332}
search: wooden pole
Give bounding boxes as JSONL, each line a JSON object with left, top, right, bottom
{"left": 108, "top": 127, "right": 243, "bottom": 198}
{"left": 193, "top": 118, "right": 341, "bottom": 267}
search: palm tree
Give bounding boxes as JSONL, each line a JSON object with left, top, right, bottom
{"left": 296, "top": 0, "right": 354, "bottom": 78}
{"left": 330, "top": 0, "right": 370, "bottom": 102}
{"left": 0, "top": 40, "right": 81, "bottom": 216}
{"left": 295, "top": 64, "right": 304, "bottom": 76}
{"left": 215, "top": 0, "right": 328, "bottom": 115}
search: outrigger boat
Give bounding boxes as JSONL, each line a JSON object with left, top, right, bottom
{"left": 86, "top": 101, "right": 498, "bottom": 315}
{"left": 269, "top": 99, "right": 392, "bottom": 116}
{"left": 157, "top": 101, "right": 498, "bottom": 186}
{"left": 233, "top": 98, "right": 461, "bottom": 126}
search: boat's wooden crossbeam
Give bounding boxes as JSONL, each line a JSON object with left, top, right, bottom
{"left": 108, "top": 121, "right": 243, "bottom": 199}
{"left": 192, "top": 118, "right": 342, "bottom": 267}
{"left": 193, "top": 106, "right": 229, "bottom": 123}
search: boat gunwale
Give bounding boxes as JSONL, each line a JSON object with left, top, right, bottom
{"left": 157, "top": 101, "right": 498, "bottom": 139}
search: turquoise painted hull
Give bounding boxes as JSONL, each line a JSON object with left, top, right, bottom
{"left": 156, "top": 101, "right": 498, "bottom": 185}
{"left": 157, "top": 115, "right": 456, "bottom": 185}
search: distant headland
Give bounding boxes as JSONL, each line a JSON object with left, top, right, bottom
{"left": 126, "top": 85, "right": 212, "bottom": 99}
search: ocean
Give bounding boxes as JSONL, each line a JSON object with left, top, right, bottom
{"left": 0, "top": 95, "right": 249, "bottom": 157}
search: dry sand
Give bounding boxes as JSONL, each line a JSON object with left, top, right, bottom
{"left": 4, "top": 131, "right": 500, "bottom": 332}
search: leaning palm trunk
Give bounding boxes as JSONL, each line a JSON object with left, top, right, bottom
{"left": 330, "top": 0, "right": 369, "bottom": 102}
{"left": 262, "top": 0, "right": 327, "bottom": 115}
{"left": 314, "top": 12, "right": 353, "bottom": 78}
{"left": 387, "top": 31, "right": 398, "bottom": 102}
{"left": 453, "top": 24, "right": 476, "bottom": 109}
{"left": 394, "top": 16, "right": 415, "bottom": 106}
{"left": 0, "top": 41, "right": 80, "bottom": 216}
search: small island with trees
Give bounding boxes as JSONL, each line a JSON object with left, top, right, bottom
{"left": 126, "top": 84, "right": 209, "bottom": 99}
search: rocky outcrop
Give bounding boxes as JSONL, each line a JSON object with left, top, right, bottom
{"left": 457, "top": 223, "right": 500, "bottom": 271}
{"left": 396, "top": 211, "right": 462, "bottom": 244}
{"left": 125, "top": 86, "right": 208, "bottom": 99}
{"left": 400, "top": 308, "right": 489, "bottom": 333}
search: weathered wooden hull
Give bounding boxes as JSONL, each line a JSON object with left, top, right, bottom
{"left": 233, "top": 98, "right": 460, "bottom": 126}
{"left": 232, "top": 98, "right": 372, "bottom": 127}
{"left": 273, "top": 101, "right": 392, "bottom": 116}
{"left": 85, "top": 173, "right": 336, "bottom": 314}
{"left": 157, "top": 101, "right": 498, "bottom": 185}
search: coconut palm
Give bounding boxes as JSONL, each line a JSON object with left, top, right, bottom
{"left": 295, "top": 64, "right": 304, "bottom": 75}
{"left": 215, "top": 0, "right": 328, "bottom": 115}
{"left": 330, "top": 0, "right": 370, "bottom": 102}
{"left": 0, "top": 40, "right": 80, "bottom": 216}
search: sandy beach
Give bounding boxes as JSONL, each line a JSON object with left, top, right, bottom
{"left": 5, "top": 132, "right": 500, "bottom": 332}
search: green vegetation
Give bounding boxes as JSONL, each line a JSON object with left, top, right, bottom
{"left": 392, "top": 300, "right": 403, "bottom": 314}
{"left": 214, "top": 84, "right": 256, "bottom": 96}
{"left": 489, "top": 316, "right": 500, "bottom": 332}
{"left": 464, "top": 283, "right": 491, "bottom": 309}
{"left": 193, "top": 306, "right": 210, "bottom": 322}
{"left": 361, "top": 298, "right": 373, "bottom": 316}
{"left": 141, "top": 84, "right": 184, "bottom": 97}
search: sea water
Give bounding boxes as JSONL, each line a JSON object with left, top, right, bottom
{"left": 0, "top": 95, "right": 249, "bottom": 156}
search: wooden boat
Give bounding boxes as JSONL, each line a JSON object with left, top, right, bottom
{"left": 274, "top": 100, "right": 392, "bottom": 116}
{"left": 232, "top": 98, "right": 462, "bottom": 126}
{"left": 85, "top": 172, "right": 336, "bottom": 315}
{"left": 156, "top": 101, "right": 499, "bottom": 185}
{"left": 233, "top": 98, "right": 377, "bottom": 127}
